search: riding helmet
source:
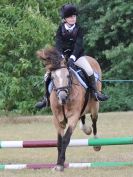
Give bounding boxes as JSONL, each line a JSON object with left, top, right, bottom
{"left": 60, "top": 4, "right": 78, "bottom": 18}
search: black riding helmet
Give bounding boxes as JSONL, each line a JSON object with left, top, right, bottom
{"left": 60, "top": 4, "right": 78, "bottom": 19}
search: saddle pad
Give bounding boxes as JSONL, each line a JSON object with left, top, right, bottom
{"left": 70, "top": 68, "right": 100, "bottom": 89}
{"left": 48, "top": 81, "right": 53, "bottom": 94}
{"left": 48, "top": 68, "right": 100, "bottom": 93}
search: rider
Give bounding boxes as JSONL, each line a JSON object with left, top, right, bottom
{"left": 35, "top": 3, "right": 109, "bottom": 109}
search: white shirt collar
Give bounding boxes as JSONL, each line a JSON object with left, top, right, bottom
{"left": 64, "top": 24, "right": 75, "bottom": 32}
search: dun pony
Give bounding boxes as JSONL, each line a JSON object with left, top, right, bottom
{"left": 37, "top": 47, "right": 102, "bottom": 171}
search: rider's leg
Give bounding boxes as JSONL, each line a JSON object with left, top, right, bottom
{"left": 35, "top": 72, "right": 51, "bottom": 109}
{"left": 75, "top": 56, "right": 109, "bottom": 101}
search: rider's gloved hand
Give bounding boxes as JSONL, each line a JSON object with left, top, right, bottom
{"left": 67, "top": 58, "right": 75, "bottom": 68}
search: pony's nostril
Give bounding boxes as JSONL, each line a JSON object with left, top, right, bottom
{"left": 62, "top": 97, "right": 66, "bottom": 104}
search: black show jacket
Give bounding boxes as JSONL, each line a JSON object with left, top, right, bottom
{"left": 55, "top": 23, "right": 84, "bottom": 60}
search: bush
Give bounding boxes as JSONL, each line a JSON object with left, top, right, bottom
{"left": 101, "top": 83, "right": 133, "bottom": 112}
{"left": 0, "top": 3, "right": 56, "bottom": 113}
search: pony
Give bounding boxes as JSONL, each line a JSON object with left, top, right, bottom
{"left": 36, "top": 47, "right": 102, "bottom": 171}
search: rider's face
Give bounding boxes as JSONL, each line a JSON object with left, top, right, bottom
{"left": 65, "top": 15, "right": 77, "bottom": 25}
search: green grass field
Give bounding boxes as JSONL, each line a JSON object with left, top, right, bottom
{"left": 0, "top": 112, "right": 133, "bottom": 177}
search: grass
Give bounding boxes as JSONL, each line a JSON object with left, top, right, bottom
{"left": 0, "top": 112, "right": 133, "bottom": 177}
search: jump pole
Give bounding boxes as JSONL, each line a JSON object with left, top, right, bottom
{"left": 0, "top": 161, "right": 133, "bottom": 170}
{"left": 0, "top": 137, "right": 133, "bottom": 148}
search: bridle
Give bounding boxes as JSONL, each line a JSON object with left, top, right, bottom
{"left": 51, "top": 66, "right": 72, "bottom": 99}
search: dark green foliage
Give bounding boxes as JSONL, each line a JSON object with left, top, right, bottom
{"left": 0, "top": 1, "right": 56, "bottom": 113}
{"left": 101, "top": 83, "right": 133, "bottom": 112}
{"left": 79, "top": 0, "right": 133, "bottom": 111}
{"left": 0, "top": 0, "right": 132, "bottom": 114}
{"left": 0, "top": 0, "right": 80, "bottom": 114}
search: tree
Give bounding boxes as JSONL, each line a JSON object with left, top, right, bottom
{"left": 0, "top": 0, "right": 80, "bottom": 114}
{"left": 0, "top": 1, "right": 56, "bottom": 113}
{"left": 79, "top": 0, "right": 133, "bottom": 111}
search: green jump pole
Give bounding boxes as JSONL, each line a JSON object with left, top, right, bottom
{"left": 88, "top": 137, "right": 133, "bottom": 146}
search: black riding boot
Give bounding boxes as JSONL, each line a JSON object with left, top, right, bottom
{"left": 35, "top": 77, "right": 50, "bottom": 109}
{"left": 87, "top": 74, "right": 109, "bottom": 101}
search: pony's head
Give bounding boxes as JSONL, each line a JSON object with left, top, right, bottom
{"left": 51, "top": 67, "right": 71, "bottom": 105}
{"left": 36, "top": 47, "right": 71, "bottom": 105}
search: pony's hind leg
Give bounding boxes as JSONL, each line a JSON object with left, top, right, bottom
{"left": 80, "top": 115, "right": 92, "bottom": 135}
{"left": 91, "top": 114, "right": 101, "bottom": 151}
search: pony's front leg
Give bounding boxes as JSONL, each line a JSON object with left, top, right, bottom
{"left": 57, "top": 127, "right": 72, "bottom": 169}
{"left": 52, "top": 117, "right": 64, "bottom": 171}
{"left": 53, "top": 127, "right": 72, "bottom": 172}
{"left": 57, "top": 133, "right": 63, "bottom": 166}
{"left": 91, "top": 114, "right": 101, "bottom": 151}
{"left": 56, "top": 117, "right": 79, "bottom": 171}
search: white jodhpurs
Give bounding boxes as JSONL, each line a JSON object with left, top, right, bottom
{"left": 75, "top": 56, "right": 93, "bottom": 76}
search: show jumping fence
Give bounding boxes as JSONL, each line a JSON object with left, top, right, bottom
{"left": 0, "top": 80, "right": 132, "bottom": 170}
{"left": 0, "top": 137, "right": 133, "bottom": 170}
{"left": 1, "top": 161, "right": 133, "bottom": 170}
{"left": 0, "top": 137, "right": 133, "bottom": 148}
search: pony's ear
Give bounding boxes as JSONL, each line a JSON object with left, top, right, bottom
{"left": 36, "top": 49, "right": 46, "bottom": 60}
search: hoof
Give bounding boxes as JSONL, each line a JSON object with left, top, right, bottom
{"left": 53, "top": 165, "right": 64, "bottom": 172}
{"left": 85, "top": 126, "right": 92, "bottom": 135}
{"left": 93, "top": 136, "right": 101, "bottom": 151}
{"left": 93, "top": 146, "right": 101, "bottom": 151}
{"left": 80, "top": 122, "right": 92, "bottom": 135}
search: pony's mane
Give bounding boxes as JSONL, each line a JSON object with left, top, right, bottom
{"left": 36, "top": 47, "right": 65, "bottom": 71}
